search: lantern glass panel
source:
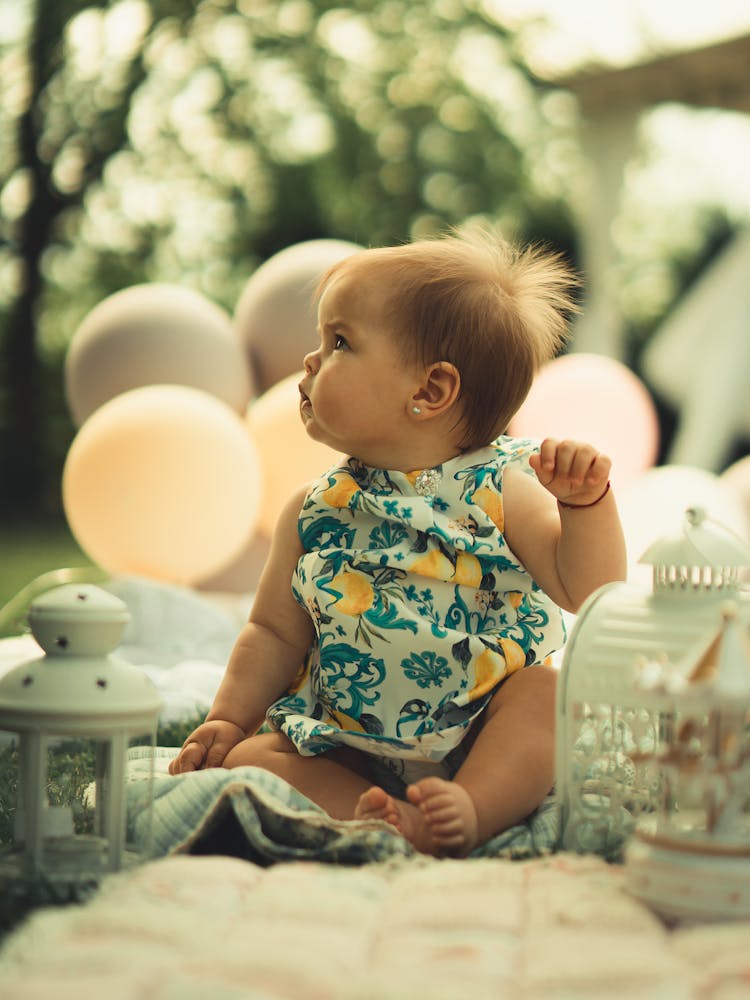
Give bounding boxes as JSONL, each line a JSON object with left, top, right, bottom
{"left": 0, "top": 727, "right": 156, "bottom": 882}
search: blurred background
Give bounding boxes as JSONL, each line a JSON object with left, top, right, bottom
{"left": 2, "top": 0, "right": 750, "bottom": 605}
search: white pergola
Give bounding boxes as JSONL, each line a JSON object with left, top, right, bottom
{"left": 546, "top": 33, "right": 750, "bottom": 471}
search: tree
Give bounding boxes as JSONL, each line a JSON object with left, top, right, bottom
{"left": 0, "top": 0, "right": 577, "bottom": 517}
{"left": 1, "top": 0, "right": 200, "bottom": 514}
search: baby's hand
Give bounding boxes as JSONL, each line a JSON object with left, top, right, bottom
{"left": 529, "top": 438, "right": 611, "bottom": 508}
{"left": 168, "top": 720, "right": 246, "bottom": 774}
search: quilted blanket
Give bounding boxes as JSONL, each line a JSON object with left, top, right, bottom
{"left": 3, "top": 850, "right": 750, "bottom": 999}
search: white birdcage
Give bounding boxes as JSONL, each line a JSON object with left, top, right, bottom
{"left": 623, "top": 606, "right": 750, "bottom": 921}
{"left": 555, "top": 508, "right": 750, "bottom": 865}
{"left": 0, "top": 584, "right": 162, "bottom": 896}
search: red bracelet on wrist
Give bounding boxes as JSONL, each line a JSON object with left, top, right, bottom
{"left": 558, "top": 481, "right": 611, "bottom": 510}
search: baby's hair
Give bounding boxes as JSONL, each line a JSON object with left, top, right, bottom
{"left": 316, "top": 228, "right": 579, "bottom": 450}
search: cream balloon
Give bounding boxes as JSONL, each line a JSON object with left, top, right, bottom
{"left": 720, "top": 454, "right": 750, "bottom": 543}
{"left": 247, "top": 372, "right": 345, "bottom": 538}
{"left": 509, "top": 353, "right": 660, "bottom": 490}
{"left": 65, "top": 283, "right": 253, "bottom": 426}
{"left": 63, "top": 385, "right": 262, "bottom": 585}
{"left": 235, "top": 239, "right": 362, "bottom": 393}
{"left": 618, "top": 464, "right": 748, "bottom": 589}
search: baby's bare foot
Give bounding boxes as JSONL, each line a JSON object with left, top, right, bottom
{"left": 354, "top": 786, "right": 433, "bottom": 853}
{"left": 406, "top": 777, "right": 479, "bottom": 857}
{"left": 354, "top": 786, "right": 401, "bottom": 827}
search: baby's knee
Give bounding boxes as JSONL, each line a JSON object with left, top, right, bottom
{"left": 521, "top": 662, "right": 558, "bottom": 696}
{"left": 222, "top": 731, "right": 295, "bottom": 769}
{"left": 487, "top": 662, "right": 558, "bottom": 717}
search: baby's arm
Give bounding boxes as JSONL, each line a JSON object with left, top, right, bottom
{"left": 503, "top": 438, "right": 627, "bottom": 613}
{"left": 169, "top": 485, "right": 315, "bottom": 773}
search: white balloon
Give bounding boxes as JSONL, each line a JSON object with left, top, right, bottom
{"left": 720, "top": 454, "right": 750, "bottom": 543}
{"left": 66, "top": 284, "right": 253, "bottom": 426}
{"left": 235, "top": 239, "right": 362, "bottom": 392}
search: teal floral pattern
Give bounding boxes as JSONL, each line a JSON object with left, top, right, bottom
{"left": 267, "top": 437, "right": 566, "bottom": 763}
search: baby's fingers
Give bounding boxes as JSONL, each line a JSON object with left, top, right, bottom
{"left": 169, "top": 741, "right": 205, "bottom": 774}
{"left": 542, "top": 439, "right": 609, "bottom": 486}
{"left": 530, "top": 438, "right": 560, "bottom": 484}
{"left": 584, "top": 451, "right": 612, "bottom": 485}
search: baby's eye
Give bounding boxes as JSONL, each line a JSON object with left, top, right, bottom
{"left": 333, "top": 334, "right": 349, "bottom": 351}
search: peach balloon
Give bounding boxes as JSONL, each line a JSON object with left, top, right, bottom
{"left": 247, "top": 372, "right": 345, "bottom": 538}
{"left": 235, "top": 239, "right": 362, "bottom": 393}
{"left": 65, "top": 283, "right": 253, "bottom": 426}
{"left": 509, "top": 353, "right": 659, "bottom": 490}
{"left": 63, "top": 385, "right": 262, "bottom": 585}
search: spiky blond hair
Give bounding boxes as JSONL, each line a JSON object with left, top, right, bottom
{"left": 317, "top": 227, "right": 578, "bottom": 449}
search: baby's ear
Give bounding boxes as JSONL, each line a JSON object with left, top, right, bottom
{"left": 411, "top": 362, "right": 461, "bottom": 416}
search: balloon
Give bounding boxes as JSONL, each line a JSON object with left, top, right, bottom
{"left": 65, "top": 284, "right": 253, "bottom": 426}
{"left": 235, "top": 239, "right": 362, "bottom": 393}
{"left": 247, "top": 372, "right": 345, "bottom": 538}
{"left": 720, "top": 454, "right": 750, "bottom": 545}
{"left": 509, "top": 353, "right": 660, "bottom": 490}
{"left": 63, "top": 385, "right": 262, "bottom": 585}
{"left": 196, "top": 534, "right": 271, "bottom": 594}
{"left": 618, "top": 465, "right": 748, "bottom": 588}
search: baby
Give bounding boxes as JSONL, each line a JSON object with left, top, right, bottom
{"left": 170, "top": 229, "right": 627, "bottom": 856}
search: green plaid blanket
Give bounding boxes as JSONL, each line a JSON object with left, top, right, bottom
{"left": 129, "top": 763, "right": 560, "bottom": 865}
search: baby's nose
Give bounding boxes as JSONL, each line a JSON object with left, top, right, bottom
{"left": 303, "top": 349, "right": 319, "bottom": 374}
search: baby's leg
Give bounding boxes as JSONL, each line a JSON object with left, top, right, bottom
{"left": 223, "top": 731, "right": 375, "bottom": 820}
{"left": 407, "top": 664, "right": 557, "bottom": 856}
{"left": 226, "top": 732, "right": 435, "bottom": 848}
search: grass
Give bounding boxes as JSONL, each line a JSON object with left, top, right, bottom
{"left": 0, "top": 516, "right": 100, "bottom": 634}
{"left": 0, "top": 515, "right": 94, "bottom": 605}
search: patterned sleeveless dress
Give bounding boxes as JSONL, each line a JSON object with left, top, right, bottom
{"left": 266, "top": 436, "right": 565, "bottom": 765}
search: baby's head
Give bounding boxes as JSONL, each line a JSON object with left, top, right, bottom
{"left": 317, "top": 229, "right": 577, "bottom": 450}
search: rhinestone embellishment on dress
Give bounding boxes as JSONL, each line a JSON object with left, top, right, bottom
{"left": 414, "top": 468, "right": 442, "bottom": 496}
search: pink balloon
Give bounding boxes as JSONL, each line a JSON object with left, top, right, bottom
{"left": 63, "top": 386, "right": 262, "bottom": 585}
{"left": 509, "top": 353, "right": 659, "bottom": 490}
{"left": 247, "top": 372, "right": 345, "bottom": 538}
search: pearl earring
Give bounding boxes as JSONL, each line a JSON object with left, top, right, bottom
{"left": 412, "top": 406, "right": 421, "bottom": 415}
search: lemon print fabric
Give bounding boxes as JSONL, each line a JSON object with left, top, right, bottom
{"left": 266, "top": 436, "right": 566, "bottom": 763}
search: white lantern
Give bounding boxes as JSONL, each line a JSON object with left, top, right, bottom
{"left": 556, "top": 508, "right": 750, "bottom": 863}
{"left": 0, "top": 584, "right": 162, "bottom": 893}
